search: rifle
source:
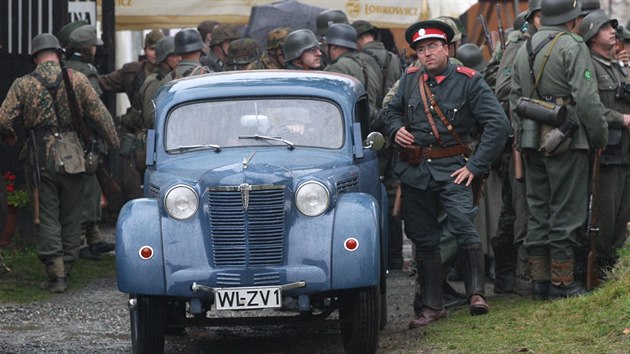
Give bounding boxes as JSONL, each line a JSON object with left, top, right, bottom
{"left": 496, "top": 4, "right": 507, "bottom": 50}
{"left": 477, "top": 15, "right": 494, "bottom": 55}
{"left": 29, "top": 130, "right": 41, "bottom": 224}
{"left": 586, "top": 153, "right": 601, "bottom": 290}
{"left": 57, "top": 50, "right": 121, "bottom": 197}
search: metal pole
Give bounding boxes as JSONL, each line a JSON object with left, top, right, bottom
{"left": 101, "top": 0, "right": 116, "bottom": 118}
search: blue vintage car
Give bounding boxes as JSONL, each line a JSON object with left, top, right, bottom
{"left": 116, "top": 70, "right": 388, "bottom": 354}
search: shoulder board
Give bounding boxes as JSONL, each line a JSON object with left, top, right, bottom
{"left": 455, "top": 65, "right": 478, "bottom": 78}
{"left": 569, "top": 33, "right": 584, "bottom": 43}
{"left": 406, "top": 66, "right": 420, "bottom": 74}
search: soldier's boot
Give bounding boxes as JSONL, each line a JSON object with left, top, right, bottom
{"left": 460, "top": 243, "right": 489, "bottom": 315}
{"left": 490, "top": 236, "right": 515, "bottom": 294}
{"left": 528, "top": 250, "right": 550, "bottom": 300}
{"left": 513, "top": 244, "right": 532, "bottom": 296}
{"left": 86, "top": 224, "right": 115, "bottom": 255}
{"left": 41, "top": 258, "right": 67, "bottom": 293}
{"left": 409, "top": 252, "right": 447, "bottom": 328}
{"left": 548, "top": 258, "right": 586, "bottom": 299}
{"left": 64, "top": 261, "right": 74, "bottom": 278}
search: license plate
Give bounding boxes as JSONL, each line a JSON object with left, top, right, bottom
{"left": 214, "top": 286, "right": 282, "bottom": 310}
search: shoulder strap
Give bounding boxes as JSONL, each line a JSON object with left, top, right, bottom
{"left": 419, "top": 74, "right": 467, "bottom": 147}
{"left": 526, "top": 32, "right": 566, "bottom": 97}
{"left": 30, "top": 71, "right": 65, "bottom": 131}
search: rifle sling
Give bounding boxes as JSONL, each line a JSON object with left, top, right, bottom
{"left": 526, "top": 32, "right": 566, "bottom": 98}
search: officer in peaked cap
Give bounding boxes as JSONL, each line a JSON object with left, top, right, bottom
{"left": 69, "top": 25, "right": 103, "bottom": 48}
{"left": 390, "top": 19, "right": 511, "bottom": 328}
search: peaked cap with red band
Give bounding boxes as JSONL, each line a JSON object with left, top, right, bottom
{"left": 405, "top": 20, "right": 454, "bottom": 49}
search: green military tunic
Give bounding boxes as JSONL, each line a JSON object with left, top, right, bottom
{"left": 325, "top": 50, "right": 383, "bottom": 109}
{"left": 360, "top": 41, "right": 402, "bottom": 95}
{"left": 589, "top": 51, "right": 630, "bottom": 265}
{"left": 510, "top": 25, "right": 608, "bottom": 262}
{"left": 140, "top": 64, "right": 172, "bottom": 129}
{"left": 0, "top": 61, "right": 118, "bottom": 277}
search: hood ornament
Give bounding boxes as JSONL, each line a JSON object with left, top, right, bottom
{"left": 242, "top": 151, "right": 256, "bottom": 170}
{"left": 239, "top": 183, "right": 252, "bottom": 210}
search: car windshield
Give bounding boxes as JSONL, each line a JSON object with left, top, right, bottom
{"left": 165, "top": 98, "right": 344, "bottom": 152}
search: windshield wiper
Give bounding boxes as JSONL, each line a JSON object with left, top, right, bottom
{"left": 238, "top": 134, "right": 295, "bottom": 150}
{"left": 166, "top": 144, "right": 222, "bottom": 153}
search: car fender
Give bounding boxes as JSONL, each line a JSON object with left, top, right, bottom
{"left": 331, "top": 192, "right": 381, "bottom": 290}
{"left": 116, "top": 198, "right": 165, "bottom": 295}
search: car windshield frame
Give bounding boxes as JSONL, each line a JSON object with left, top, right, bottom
{"left": 164, "top": 97, "right": 345, "bottom": 153}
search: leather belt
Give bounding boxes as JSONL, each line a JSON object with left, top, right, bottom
{"left": 400, "top": 144, "right": 471, "bottom": 166}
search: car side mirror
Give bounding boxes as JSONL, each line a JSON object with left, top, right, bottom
{"left": 364, "top": 132, "right": 385, "bottom": 151}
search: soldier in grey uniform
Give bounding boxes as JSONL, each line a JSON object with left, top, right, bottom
{"left": 509, "top": 0, "right": 608, "bottom": 299}
{"left": 580, "top": 10, "right": 630, "bottom": 279}
{"left": 324, "top": 24, "right": 383, "bottom": 109}
{"left": 282, "top": 29, "right": 322, "bottom": 71}
{"left": 200, "top": 24, "right": 241, "bottom": 72}
{"left": 488, "top": 0, "right": 542, "bottom": 296}
{"left": 66, "top": 25, "right": 116, "bottom": 261}
{"left": 0, "top": 34, "right": 119, "bottom": 292}
{"left": 140, "top": 36, "right": 180, "bottom": 129}
{"left": 387, "top": 20, "right": 511, "bottom": 327}
{"left": 316, "top": 9, "right": 349, "bottom": 69}
{"left": 160, "top": 29, "right": 211, "bottom": 86}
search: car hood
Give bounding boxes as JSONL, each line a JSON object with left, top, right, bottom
{"left": 153, "top": 149, "right": 351, "bottom": 187}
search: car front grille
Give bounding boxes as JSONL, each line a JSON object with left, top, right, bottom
{"left": 207, "top": 185, "right": 286, "bottom": 267}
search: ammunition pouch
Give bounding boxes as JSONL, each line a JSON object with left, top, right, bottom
{"left": 399, "top": 144, "right": 471, "bottom": 166}
{"left": 515, "top": 97, "right": 567, "bottom": 127}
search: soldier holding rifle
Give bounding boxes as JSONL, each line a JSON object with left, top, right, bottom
{"left": 579, "top": 10, "right": 630, "bottom": 284}
{"left": 509, "top": 0, "right": 608, "bottom": 299}
{"left": 0, "top": 34, "right": 119, "bottom": 293}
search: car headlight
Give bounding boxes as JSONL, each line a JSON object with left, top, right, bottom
{"left": 164, "top": 185, "right": 199, "bottom": 220}
{"left": 295, "top": 181, "right": 330, "bottom": 217}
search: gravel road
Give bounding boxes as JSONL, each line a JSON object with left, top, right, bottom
{"left": 0, "top": 223, "right": 489, "bottom": 353}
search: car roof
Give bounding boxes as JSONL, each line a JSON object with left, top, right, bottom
{"left": 156, "top": 70, "right": 366, "bottom": 107}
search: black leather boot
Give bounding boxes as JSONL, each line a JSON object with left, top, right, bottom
{"left": 409, "top": 252, "right": 447, "bottom": 328}
{"left": 460, "top": 243, "right": 489, "bottom": 315}
{"left": 491, "top": 236, "right": 515, "bottom": 294}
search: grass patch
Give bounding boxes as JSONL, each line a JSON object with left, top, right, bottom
{"left": 424, "top": 242, "right": 630, "bottom": 353}
{"left": 0, "top": 247, "right": 116, "bottom": 303}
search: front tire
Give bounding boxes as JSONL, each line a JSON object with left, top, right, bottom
{"left": 339, "top": 286, "right": 380, "bottom": 354}
{"left": 130, "top": 295, "right": 165, "bottom": 354}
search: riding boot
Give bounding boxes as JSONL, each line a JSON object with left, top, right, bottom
{"left": 408, "top": 251, "right": 447, "bottom": 328}
{"left": 548, "top": 258, "right": 586, "bottom": 299}
{"left": 460, "top": 243, "right": 489, "bottom": 315}
{"left": 528, "top": 249, "right": 550, "bottom": 300}
{"left": 490, "top": 236, "right": 515, "bottom": 294}
{"left": 513, "top": 244, "right": 532, "bottom": 296}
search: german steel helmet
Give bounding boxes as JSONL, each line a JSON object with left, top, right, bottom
{"left": 210, "top": 24, "right": 241, "bottom": 47}
{"left": 266, "top": 27, "right": 292, "bottom": 50}
{"left": 351, "top": 20, "right": 377, "bottom": 37}
{"left": 174, "top": 28, "right": 203, "bottom": 54}
{"left": 514, "top": 11, "right": 528, "bottom": 31}
{"left": 227, "top": 38, "right": 260, "bottom": 65}
{"left": 325, "top": 23, "right": 357, "bottom": 50}
{"left": 316, "top": 9, "right": 349, "bottom": 37}
{"left": 434, "top": 16, "right": 463, "bottom": 43}
{"left": 456, "top": 43, "right": 487, "bottom": 72}
{"left": 31, "top": 33, "right": 61, "bottom": 56}
{"left": 155, "top": 36, "right": 176, "bottom": 63}
{"left": 526, "top": 0, "right": 542, "bottom": 21}
{"left": 580, "top": 0, "right": 601, "bottom": 16}
{"left": 144, "top": 29, "right": 164, "bottom": 48}
{"left": 57, "top": 20, "right": 88, "bottom": 48}
{"left": 541, "top": 0, "right": 582, "bottom": 26}
{"left": 282, "top": 29, "right": 319, "bottom": 62}
{"left": 579, "top": 9, "right": 617, "bottom": 43}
